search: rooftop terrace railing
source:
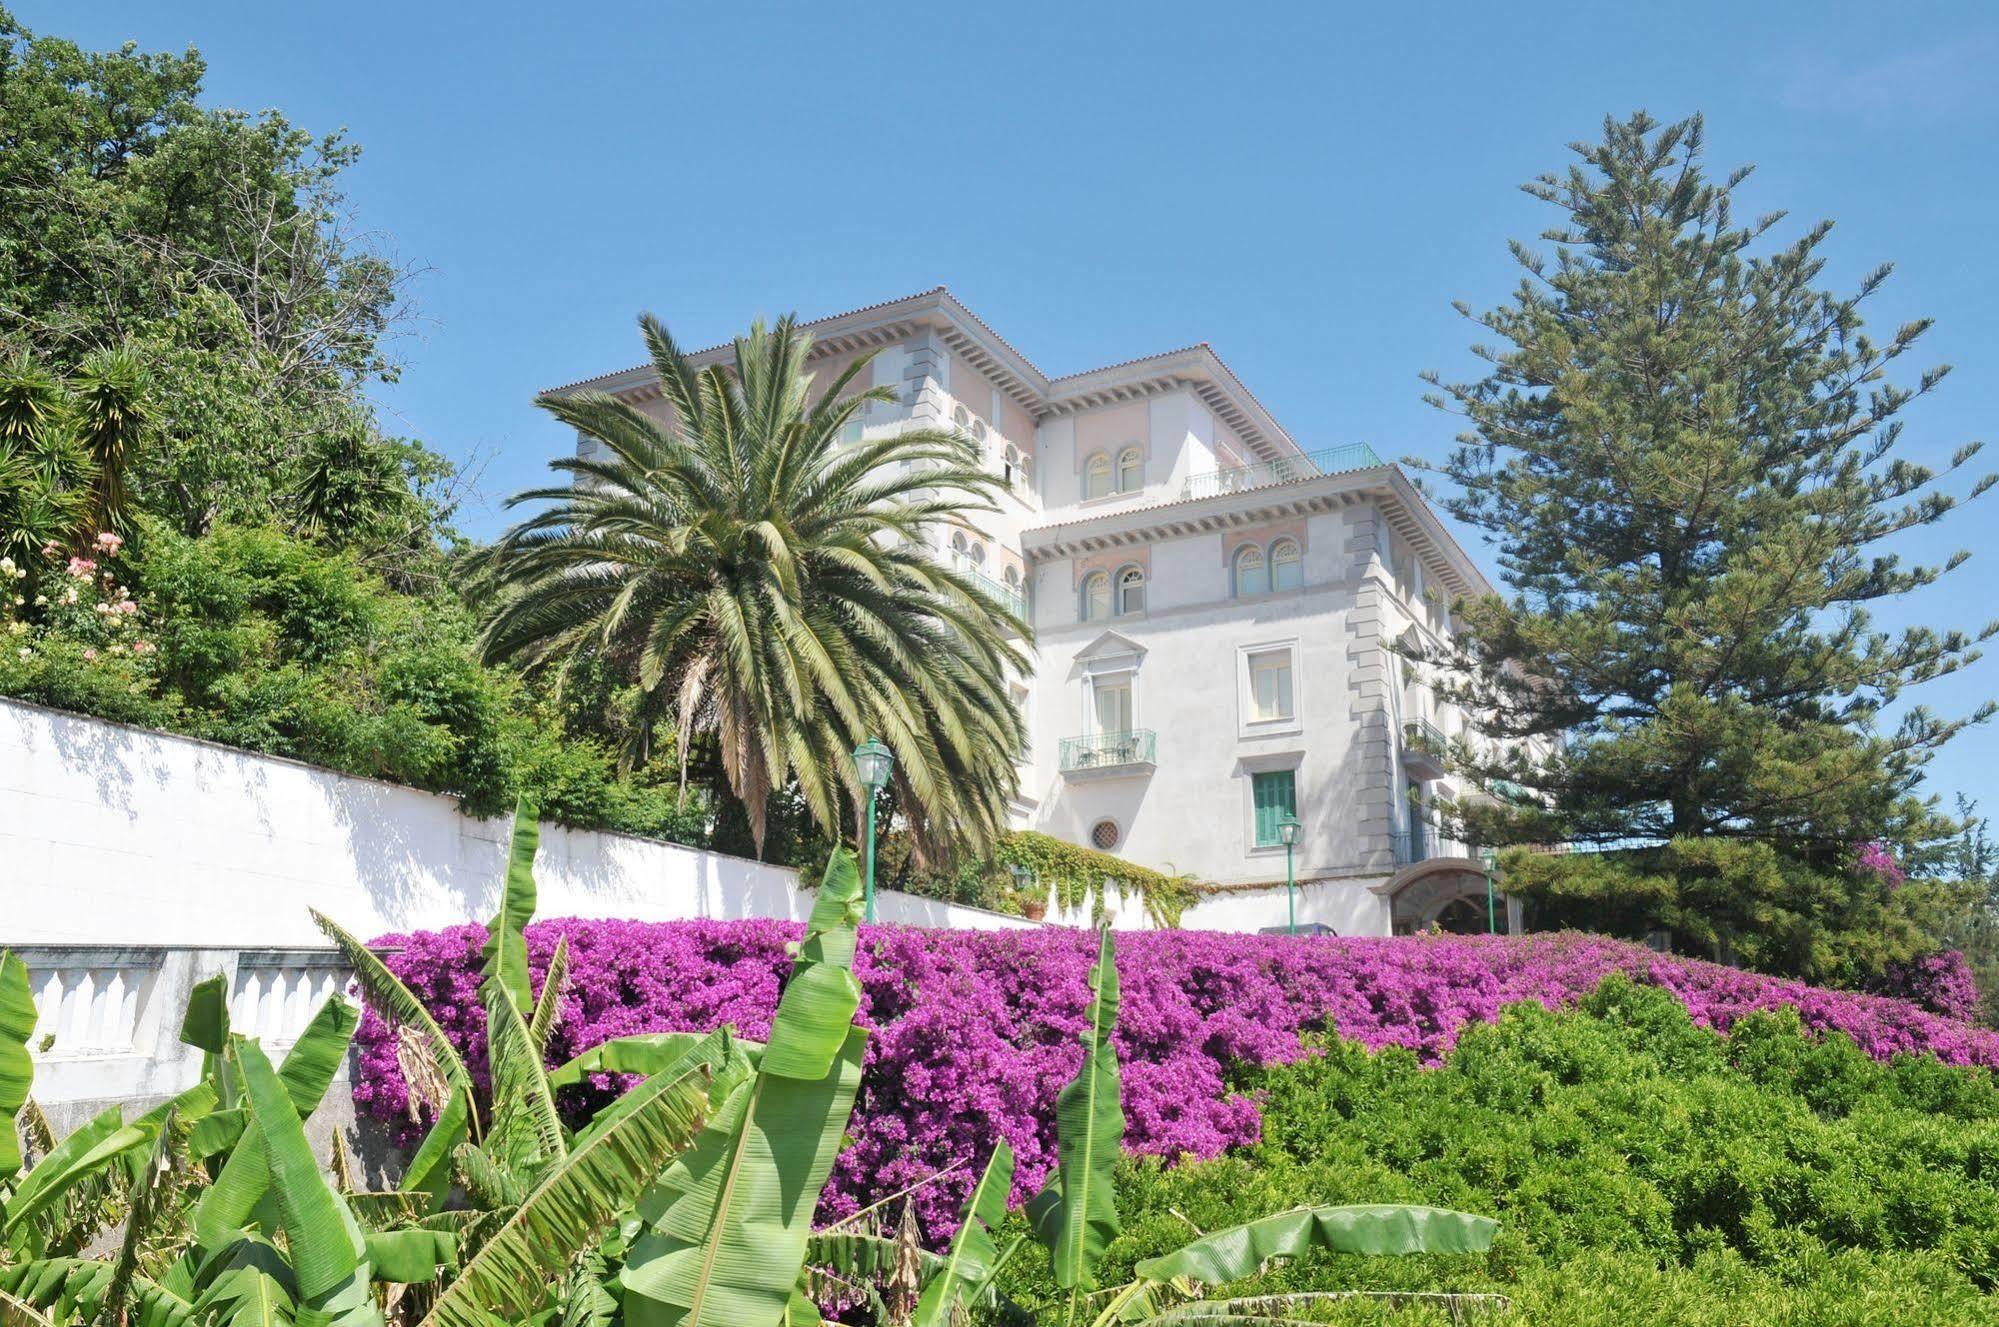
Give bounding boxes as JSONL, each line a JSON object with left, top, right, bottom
{"left": 1181, "top": 443, "right": 1384, "bottom": 502}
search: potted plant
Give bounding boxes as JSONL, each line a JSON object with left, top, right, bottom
{"left": 1010, "top": 863, "right": 1050, "bottom": 921}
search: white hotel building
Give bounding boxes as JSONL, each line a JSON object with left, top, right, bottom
{"left": 552, "top": 288, "right": 1529, "bottom": 936}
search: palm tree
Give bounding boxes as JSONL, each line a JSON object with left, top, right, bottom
{"left": 478, "top": 314, "right": 1029, "bottom": 860}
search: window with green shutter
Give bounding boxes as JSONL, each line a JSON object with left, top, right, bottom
{"left": 1252, "top": 769, "right": 1297, "bottom": 848}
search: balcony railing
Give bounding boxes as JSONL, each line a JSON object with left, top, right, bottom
{"left": 1401, "top": 719, "right": 1450, "bottom": 779}
{"left": 1058, "top": 729, "right": 1157, "bottom": 774}
{"left": 1180, "top": 443, "right": 1383, "bottom": 502}
{"left": 961, "top": 564, "right": 1026, "bottom": 618}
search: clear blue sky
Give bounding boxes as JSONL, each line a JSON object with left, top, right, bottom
{"left": 24, "top": 1, "right": 1999, "bottom": 816}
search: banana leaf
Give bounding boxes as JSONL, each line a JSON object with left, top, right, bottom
{"left": 1026, "top": 928, "right": 1124, "bottom": 1291}
{"left": 364, "top": 1228, "right": 458, "bottom": 1283}
{"left": 418, "top": 1060, "right": 714, "bottom": 1327}
{"left": 549, "top": 1033, "right": 713, "bottom": 1091}
{"left": 0, "top": 1258, "right": 193, "bottom": 1327}
{"left": 311, "top": 909, "right": 473, "bottom": 1104}
{"left": 566, "top": 1031, "right": 752, "bottom": 1155}
{"left": 193, "top": 1005, "right": 363, "bottom": 1248}
{"left": 759, "top": 852, "right": 863, "bottom": 1081}
{"left": 101, "top": 1107, "right": 186, "bottom": 1326}
{"left": 236, "top": 1042, "right": 377, "bottom": 1325}
{"left": 481, "top": 797, "right": 541, "bottom": 1018}
{"left": 0, "top": 951, "right": 34, "bottom": 1177}
{"left": 180, "top": 973, "right": 230, "bottom": 1054}
{"left": 913, "top": 1140, "right": 1015, "bottom": 1327}
{"left": 398, "top": 1091, "right": 469, "bottom": 1213}
{"left": 480, "top": 974, "right": 565, "bottom": 1172}
{"left": 188, "top": 1240, "right": 300, "bottom": 1327}
{"left": 277, "top": 998, "right": 360, "bottom": 1116}
{"left": 3, "top": 1107, "right": 154, "bottom": 1251}
{"left": 529, "top": 936, "right": 571, "bottom": 1055}
{"left": 619, "top": 848, "right": 870, "bottom": 1327}
{"left": 620, "top": 1027, "right": 868, "bottom": 1327}
{"left": 1132, "top": 1205, "right": 1500, "bottom": 1284}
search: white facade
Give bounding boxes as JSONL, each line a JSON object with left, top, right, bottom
{"left": 554, "top": 288, "right": 1537, "bottom": 936}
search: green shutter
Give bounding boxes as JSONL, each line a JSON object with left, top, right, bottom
{"left": 1252, "top": 771, "right": 1296, "bottom": 847}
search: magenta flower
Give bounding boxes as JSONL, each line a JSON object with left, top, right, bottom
{"left": 351, "top": 922, "right": 1998, "bottom": 1237}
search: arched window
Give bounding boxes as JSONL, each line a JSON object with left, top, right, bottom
{"left": 1270, "top": 538, "right": 1302, "bottom": 591}
{"left": 950, "top": 530, "right": 969, "bottom": 558}
{"left": 952, "top": 404, "right": 971, "bottom": 431}
{"left": 1080, "top": 571, "right": 1111, "bottom": 621}
{"left": 1004, "top": 443, "right": 1021, "bottom": 488}
{"left": 1117, "top": 446, "right": 1142, "bottom": 493}
{"left": 968, "top": 542, "right": 987, "bottom": 568}
{"left": 1084, "top": 452, "right": 1113, "bottom": 499}
{"left": 1116, "top": 566, "right": 1145, "bottom": 615}
{"left": 1003, "top": 564, "right": 1020, "bottom": 588}
{"left": 1233, "top": 544, "right": 1268, "bottom": 597}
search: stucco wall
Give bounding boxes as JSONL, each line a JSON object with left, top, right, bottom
{"left": 0, "top": 697, "right": 1035, "bottom": 1119}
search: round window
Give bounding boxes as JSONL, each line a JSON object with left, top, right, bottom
{"left": 953, "top": 404, "right": 971, "bottom": 428}
{"left": 1090, "top": 819, "right": 1120, "bottom": 851}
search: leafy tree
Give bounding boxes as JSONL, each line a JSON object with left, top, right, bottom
{"left": 0, "top": 347, "right": 146, "bottom": 562}
{"left": 1416, "top": 112, "right": 1995, "bottom": 982}
{"left": 479, "top": 315, "right": 1030, "bottom": 860}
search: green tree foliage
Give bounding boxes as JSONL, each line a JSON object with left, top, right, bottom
{"left": 479, "top": 314, "right": 1029, "bottom": 861}
{"left": 1416, "top": 112, "right": 1995, "bottom": 981}
{"left": 1073, "top": 978, "right": 1999, "bottom": 1325}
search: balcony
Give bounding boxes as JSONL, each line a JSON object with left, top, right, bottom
{"left": 1180, "top": 443, "right": 1383, "bottom": 502}
{"left": 965, "top": 566, "right": 1026, "bottom": 619}
{"left": 1401, "top": 719, "right": 1450, "bottom": 780}
{"left": 948, "top": 556, "right": 1027, "bottom": 622}
{"left": 1058, "top": 729, "right": 1157, "bottom": 778}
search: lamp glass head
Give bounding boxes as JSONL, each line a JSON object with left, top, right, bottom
{"left": 852, "top": 737, "right": 894, "bottom": 792}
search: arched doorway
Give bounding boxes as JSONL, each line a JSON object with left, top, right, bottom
{"left": 1385, "top": 859, "right": 1511, "bottom": 935}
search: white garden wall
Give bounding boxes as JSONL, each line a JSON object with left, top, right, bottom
{"left": 0, "top": 697, "right": 1030, "bottom": 1118}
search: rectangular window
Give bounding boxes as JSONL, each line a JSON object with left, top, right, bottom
{"left": 1247, "top": 649, "right": 1294, "bottom": 722}
{"left": 1093, "top": 680, "right": 1132, "bottom": 736}
{"left": 1252, "top": 769, "right": 1297, "bottom": 848}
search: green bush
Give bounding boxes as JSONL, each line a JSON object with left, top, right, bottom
{"left": 0, "top": 521, "right": 709, "bottom": 845}
{"left": 1000, "top": 978, "right": 1999, "bottom": 1323}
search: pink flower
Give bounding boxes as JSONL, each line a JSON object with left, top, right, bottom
{"left": 117, "top": 600, "right": 138, "bottom": 615}
{"left": 93, "top": 532, "right": 123, "bottom": 554}
{"left": 81, "top": 647, "right": 98, "bottom": 661}
{"left": 65, "top": 557, "right": 96, "bottom": 578}
{"left": 132, "top": 640, "right": 155, "bottom": 655}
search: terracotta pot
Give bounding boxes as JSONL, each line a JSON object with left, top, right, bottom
{"left": 1021, "top": 898, "right": 1048, "bottom": 922}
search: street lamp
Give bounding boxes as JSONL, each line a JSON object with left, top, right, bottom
{"left": 1276, "top": 814, "right": 1303, "bottom": 936}
{"left": 1479, "top": 847, "right": 1499, "bottom": 935}
{"left": 851, "top": 738, "right": 894, "bottom": 923}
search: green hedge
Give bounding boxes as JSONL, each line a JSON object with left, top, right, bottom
{"left": 991, "top": 976, "right": 1999, "bottom": 1323}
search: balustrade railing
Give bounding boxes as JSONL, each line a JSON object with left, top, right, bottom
{"left": 1181, "top": 443, "right": 1383, "bottom": 501}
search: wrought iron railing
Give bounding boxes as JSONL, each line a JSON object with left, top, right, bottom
{"left": 1058, "top": 729, "right": 1157, "bottom": 772}
{"left": 1401, "top": 719, "right": 1449, "bottom": 765}
{"left": 1180, "top": 443, "right": 1383, "bottom": 501}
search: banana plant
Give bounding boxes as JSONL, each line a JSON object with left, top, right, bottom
{"left": 619, "top": 847, "right": 872, "bottom": 1327}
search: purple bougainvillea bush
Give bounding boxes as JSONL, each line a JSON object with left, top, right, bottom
{"left": 349, "top": 922, "right": 1998, "bottom": 1232}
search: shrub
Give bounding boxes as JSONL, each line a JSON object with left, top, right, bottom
{"left": 352, "top": 922, "right": 1999, "bottom": 1241}
{"left": 1059, "top": 981, "right": 1999, "bottom": 1323}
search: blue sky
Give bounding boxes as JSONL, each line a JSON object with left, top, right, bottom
{"left": 24, "top": 1, "right": 1999, "bottom": 815}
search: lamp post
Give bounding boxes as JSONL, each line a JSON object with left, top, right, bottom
{"left": 1480, "top": 847, "right": 1498, "bottom": 935}
{"left": 851, "top": 738, "right": 894, "bottom": 923}
{"left": 1276, "top": 813, "right": 1303, "bottom": 936}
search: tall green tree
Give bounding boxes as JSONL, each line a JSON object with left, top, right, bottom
{"left": 479, "top": 314, "right": 1029, "bottom": 860}
{"left": 1416, "top": 112, "right": 1995, "bottom": 981}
